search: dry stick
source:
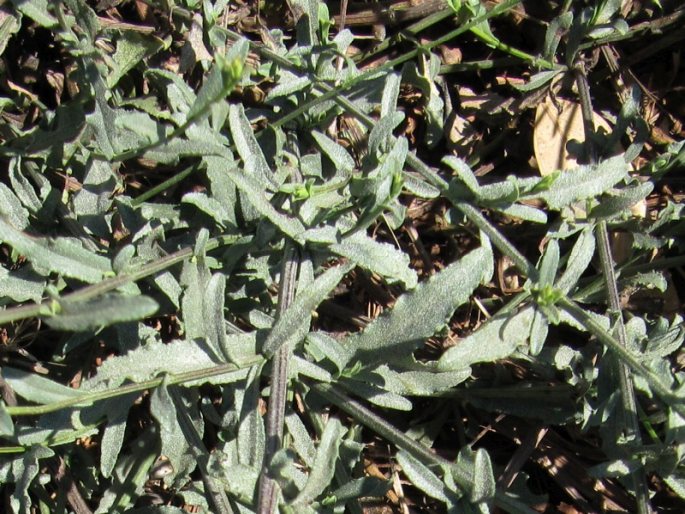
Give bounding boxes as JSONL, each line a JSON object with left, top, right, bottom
{"left": 50, "top": 456, "right": 93, "bottom": 514}
{"left": 573, "top": 63, "right": 652, "bottom": 514}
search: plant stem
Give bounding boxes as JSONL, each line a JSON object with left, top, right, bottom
{"left": 573, "top": 63, "right": 652, "bottom": 514}
{"left": 257, "top": 130, "right": 304, "bottom": 514}
{"left": 312, "top": 383, "right": 540, "bottom": 514}
{"left": 0, "top": 235, "right": 246, "bottom": 326}
{"left": 6, "top": 357, "right": 263, "bottom": 417}
{"left": 558, "top": 296, "right": 684, "bottom": 417}
{"left": 256, "top": 243, "right": 300, "bottom": 514}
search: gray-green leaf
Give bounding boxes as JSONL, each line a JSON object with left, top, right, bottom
{"left": 262, "top": 262, "right": 353, "bottom": 357}
{"left": 538, "top": 155, "right": 629, "bottom": 210}
{"left": 342, "top": 246, "right": 492, "bottom": 368}
{"left": 0, "top": 219, "right": 112, "bottom": 283}
{"left": 43, "top": 295, "right": 158, "bottom": 331}
{"left": 438, "top": 305, "right": 537, "bottom": 371}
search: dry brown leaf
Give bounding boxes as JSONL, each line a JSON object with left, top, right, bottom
{"left": 533, "top": 96, "right": 613, "bottom": 176}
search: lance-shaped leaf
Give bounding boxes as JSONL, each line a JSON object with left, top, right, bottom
{"left": 329, "top": 231, "right": 418, "bottom": 289}
{"left": 237, "top": 365, "right": 265, "bottom": 468}
{"left": 80, "top": 337, "right": 256, "bottom": 390}
{"left": 262, "top": 262, "right": 353, "bottom": 357}
{"left": 225, "top": 167, "right": 305, "bottom": 239}
{"left": 3, "top": 367, "right": 85, "bottom": 405}
{"left": 311, "top": 130, "right": 355, "bottom": 173}
{"left": 438, "top": 305, "right": 537, "bottom": 371}
{"left": 292, "top": 417, "right": 347, "bottom": 507}
{"left": 556, "top": 227, "right": 595, "bottom": 293}
{"left": 0, "top": 400, "right": 13, "bottom": 437}
{"left": 10, "top": 445, "right": 55, "bottom": 514}
{"left": 151, "top": 382, "right": 202, "bottom": 483}
{"left": 538, "top": 155, "right": 629, "bottom": 210}
{"left": 108, "top": 32, "right": 165, "bottom": 89}
{"left": 397, "top": 451, "right": 460, "bottom": 504}
{"left": 228, "top": 103, "right": 275, "bottom": 189}
{"left": 42, "top": 295, "right": 158, "bottom": 331}
{"left": 342, "top": 246, "right": 492, "bottom": 368}
{"left": 0, "top": 218, "right": 111, "bottom": 283}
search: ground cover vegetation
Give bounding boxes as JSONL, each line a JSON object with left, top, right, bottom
{"left": 0, "top": 0, "right": 684, "bottom": 512}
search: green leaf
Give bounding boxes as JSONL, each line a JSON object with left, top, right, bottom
{"left": 329, "top": 231, "right": 417, "bottom": 289}
{"left": 43, "top": 295, "right": 158, "bottom": 331}
{"left": 80, "top": 337, "right": 255, "bottom": 390}
{"left": 0, "top": 268, "right": 45, "bottom": 303}
{"left": 305, "top": 332, "right": 348, "bottom": 373}
{"left": 151, "top": 383, "right": 200, "bottom": 483}
{"left": 180, "top": 257, "right": 208, "bottom": 344}
{"left": 0, "top": 400, "right": 14, "bottom": 437}
{"left": 493, "top": 203, "right": 548, "bottom": 224}
{"left": 0, "top": 218, "right": 112, "bottom": 283}
{"left": 292, "top": 417, "right": 346, "bottom": 506}
{"left": 543, "top": 12, "right": 573, "bottom": 60}
{"left": 286, "top": 412, "right": 316, "bottom": 468}
{"left": 538, "top": 155, "right": 629, "bottom": 210}
{"left": 182, "top": 192, "right": 232, "bottom": 227}
{"left": 10, "top": 445, "right": 55, "bottom": 514}
{"left": 266, "top": 70, "right": 311, "bottom": 100}
{"left": 556, "top": 227, "right": 595, "bottom": 293}
{"left": 528, "top": 306, "right": 549, "bottom": 355}
{"left": 228, "top": 103, "right": 275, "bottom": 189}
{"left": 514, "top": 69, "right": 564, "bottom": 92}
{"left": 237, "top": 365, "right": 265, "bottom": 468}
{"left": 0, "top": 8, "right": 20, "bottom": 56}
{"left": 438, "top": 305, "right": 537, "bottom": 370}
{"left": 293, "top": 355, "right": 332, "bottom": 382}
{"left": 0, "top": 182, "right": 29, "bottom": 230}
{"left": 342, "top": 246, "right": 492, "bottom": 368}
{"left": 325, "top": 477, "right": 391, "bottom": 505}
{"left": 311, "top": 130, "right": 355, "bottom": 174}
{"left": 470, "top": 448, "right": 496, "bottom": 503}
{"left": 100, "top": 403, "right": 130, "bottom": 479}
{"left": 107, "top": 32, "right": 165, "bottom": 88}
{"left": 262, "top": 263, "right": 353, "bottom": 357}
{"left": 442, "top": 155, "right": 480, "bottom": 197}
{"left": 87, "top": 65, "right": 119, "bottom": 159}
{"left": 589, "top": 182, "right": 653, "bottom": 219}
{"left": 225, "top": 166, "right": 306, "bottom": 239}
{"left": 210, "top": 459, "right": 260, "bottom": 504}
{"left": 340, "top": 377, "right": 413, "bottom": 411}
{"left": 3, "top": 367, "right": 84, "bottom": 405}
{"left": 9, "top": 0, "right": 57, "bottom": 28}
{"left": 538, "top": 239, "right": 560, "bottom": 288}
{"left": 397, "top": 451, "right": 458, "bottom": 504}
{"left": 380, "top": 72, "right": 402, "bottom": 117}
{"left": 368, "top": 112, "right": 404, "bottom": 157}
{"left": 402, "top": 174, "right": 440, "bottom": 199}
{"left": 394, "top": 368, "right": 471, "bottom": 396}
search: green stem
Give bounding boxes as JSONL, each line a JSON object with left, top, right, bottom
{"left": 469, "top": 26, "right": 556, "bottom": 70}
{"left": 312, "top": 383, "right": 539, "bottom": 514}
{"left": 0, "top": 235, "right": 245, "bottom": 326}
{"left": 131, "top": 163, "right": 198, "bottom": 206}
{"left": 574, "top": 64, "right": 650, "bottom": 514}
{"left": 6, "top": 356, "right": 263, "bottom": 417}
{"left": 559, "top": 296, "right": 685, "bottom": 418}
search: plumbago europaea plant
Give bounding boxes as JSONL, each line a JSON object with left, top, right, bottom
{"left": 0, "top": 1, "right": 684, "bottom": 513}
